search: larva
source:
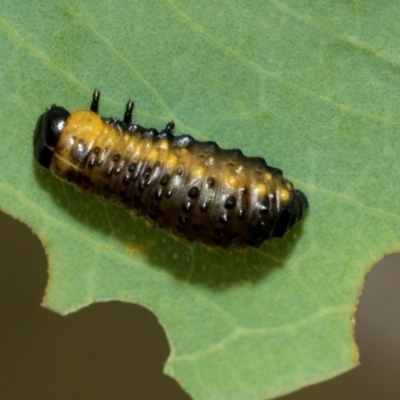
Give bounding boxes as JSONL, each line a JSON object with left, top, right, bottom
{"left": 33, "top": 90, "right": 308, "bottom": 248}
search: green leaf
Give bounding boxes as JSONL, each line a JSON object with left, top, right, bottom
{"left": 1, "top": 1, "right": 399, "bottom": 399}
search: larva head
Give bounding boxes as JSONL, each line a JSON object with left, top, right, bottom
{"left": 33, "top": 105, "right": 71, "bottom": 169}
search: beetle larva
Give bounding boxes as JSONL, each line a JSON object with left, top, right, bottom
{"left": 33, "top": 90, "right": 308, "bottom": 248}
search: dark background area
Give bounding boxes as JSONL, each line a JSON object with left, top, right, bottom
{"left": 0, "top": 210, "right": 399, "bottom": 400}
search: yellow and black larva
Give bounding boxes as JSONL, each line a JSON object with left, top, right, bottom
{"left": 33, "top": 90, "right": 308, "bottom": 248}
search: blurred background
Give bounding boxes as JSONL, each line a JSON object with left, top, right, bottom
{"left": 0, "top": 210, "right": 399, "bottom": 400}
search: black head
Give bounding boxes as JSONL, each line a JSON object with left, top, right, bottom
{"left": 33, "top": 105, "right": 71, "bottom": 169}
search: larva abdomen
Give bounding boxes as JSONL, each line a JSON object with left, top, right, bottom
{"left": 33, "top": 90, "right": 308, "bottom": 248}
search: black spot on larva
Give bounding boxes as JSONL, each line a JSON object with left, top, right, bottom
{"left": 259, "top": 203, "right": 269, "bottom": 215}
{"left": 128, "top": 163, "right": 136, "bottom": 173}
{"left": 33, "top": 90, "right": 308, "bottom": 249}
{"left": 88, "top": 158, "right": 96, "bottom": 169}
{"left": 220, "top": 214, "right": 229, "bottom": 224}
{"left": 143, "top": 167, "right": 152, "bottom": 179}
{"left": 160, "top": 174, "right": 170, "bottom": 186}
{"left": 182, "top": 201, "right": 192, "bottom": 213}
{"left": 188, "top": 186, "right": 200, "bottom": 199}
{"left": 154, "top": 188, "right": 163, "bottom": 200}
{"left": 255, "top": 220, "right": 266, "bottom": 232}
{"left": 200, "top": 202, "right": 208, "bottom": 212}
{"left": 131, "top": 174, "right": 138, "bottom": 183}
{"left": 207, "top": 177, "right": 215, "bottom": 188}
{"left": 224, "top": 196, "right": 236, "bottom": 210}
{"left": 122, "top": 174, "right": 130, "bottom": 185}
{"left": 248, "top": 220, "right": 267, "bottom": 247}
{"left": 106, "top": 166, "right": 114, "bottom": 177}
{"left": 178, "top": 216, "right": 187, "bottom": 225}
{"left": 138, "top": 180, "right": 146, "bottom": 191}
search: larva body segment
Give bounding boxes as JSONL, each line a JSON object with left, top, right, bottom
{"left": 33, "top": 90, "right": 308, "bottom": 248}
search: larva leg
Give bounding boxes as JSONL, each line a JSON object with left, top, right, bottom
{"left": 164, "top": 121, "right": 175, "bottom": 133}
{"left": 124, "top": 100, "right": 134, "bottom": 124}
{"left": 158, "top": 121, "right": 175, "bottom": 139}
{"left": 91, "top": 89, "right": 100, "bottom": 113}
